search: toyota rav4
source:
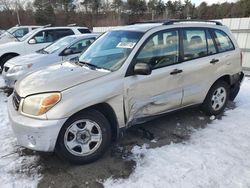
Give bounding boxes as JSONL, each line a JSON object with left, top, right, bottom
{"left": 8, "top": 20, "right": 244, "bottom": 164}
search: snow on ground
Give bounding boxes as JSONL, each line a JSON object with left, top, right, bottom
{"left": 0, "top": 76, "right": 41, "bottom": 188}
{"left": 104, "top": 78, "right": 250, "bottom": 188}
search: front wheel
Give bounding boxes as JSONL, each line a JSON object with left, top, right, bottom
{"left": 202, "top": 80, "right": 230, "bottom": 116}
{"left": 55, "top": 109, "right": 111, "bottom": 164}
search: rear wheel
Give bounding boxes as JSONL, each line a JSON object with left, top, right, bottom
{"left": 202, "top": 80, "right": 230, "bottom": 116}
{"left": 55, "top": 109, "right": 111, "bottom": 164}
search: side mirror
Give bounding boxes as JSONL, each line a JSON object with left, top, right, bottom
{"left": 134, "top": 62, "right": 152, "bottom": 75}
{"left": 63, "top": 49, "right": 73, "bottom": 56}
{"left": 28, "top": 39, "right": 36, "bottom": 44}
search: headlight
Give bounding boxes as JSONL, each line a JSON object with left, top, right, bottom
{"left": 8, "top": 64, "right": 33, "bottom": 74}
{"left": 22, "top": 93, "right": 61, "bottom": 116}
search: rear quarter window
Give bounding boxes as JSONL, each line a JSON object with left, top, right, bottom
{"left": 78, "top": 29, "right": 91, "bottom": 34}
{"left": 55, "top": 29, "right": 74, "bottom": 40}
{"left": 213, "top": 29, "right": 234, "bottom": 53}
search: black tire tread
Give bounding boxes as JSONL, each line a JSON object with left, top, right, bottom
{"left": 55, "top": 109, "right": 111, "bottom": 164}
{"left": 202, "top": 80, "right": 230, "bottom": 116}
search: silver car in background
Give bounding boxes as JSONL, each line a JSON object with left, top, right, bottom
{"left": 2, "top": 34, "right": 99, "bottom": 87}
{"left": 0, "top": 25, "right": 41, "bottom": 44}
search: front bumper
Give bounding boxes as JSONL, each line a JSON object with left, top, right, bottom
{"left": 2, "top": 71, "right": 24, "bottom": 88}
{"left": 8, "top": 95, "right": 67, "bottom": 152}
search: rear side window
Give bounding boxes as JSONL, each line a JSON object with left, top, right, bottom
{"left": 55, "top": 29, "right": 74, "bottom": 40}
{"left": 183, "top": 29, "right": 207, "bottom": 61}
{"left": 213, "top": 30, "right": 234, "bottom": 52}
{"left": 78, "top": 29, "right": 91, "bottom": 34}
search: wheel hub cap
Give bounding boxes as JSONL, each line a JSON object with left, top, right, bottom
{"left": 64, "top": 119, "right": 102, "bottom": 157}
{"left": 76, "top": 131, "right": 91, "bottom": 144}
{"left": 211, "top": 87, "right": 227, "bottom": 111}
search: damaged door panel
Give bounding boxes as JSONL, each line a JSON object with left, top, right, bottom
{"left": 124, "top": 66, "right": 183, "bottom": 125}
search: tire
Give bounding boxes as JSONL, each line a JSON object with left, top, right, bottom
{"left": 202, "top": 80, "right": 230, "bottom": 116}
{"left": 55, "top": 109, "right": 111, "bottom": 164}
{"left": 0, "top": 54, "right": 17, "bottom": 71}
{"left": 230, "top": 83, "right": 240, "bottom": 101}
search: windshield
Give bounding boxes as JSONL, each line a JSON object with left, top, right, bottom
{"left": 7, "top": 27, "right": 18, "bottom": 34}
{"left": 78, "top": 31, "right": 144, "bottom": 71}
{"left": 43, "top": 36, "right": 75, "bottom": 54}
{"left": 19, "top": 29, "right": 38, "bottom": 42}
{"left": 0, "top": 27, "right": 17, "bottom": 37}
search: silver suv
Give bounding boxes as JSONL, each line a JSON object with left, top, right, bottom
{"left": 8, "top": 20, "right": 244, "bottom": 164}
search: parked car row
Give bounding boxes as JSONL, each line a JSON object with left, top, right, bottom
{"left": 0, "top": 26, "right": 92, "bottom": 71}
{"left": 0, "top": 25, "right": 42, "bottom": 45}
{"left": 2, "top": 20, "right": 245, "bottom": 164}
{"left": 2, "top": 34, "right": 99, "bottom": 87}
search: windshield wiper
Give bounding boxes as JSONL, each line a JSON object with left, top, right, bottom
{"left": 79, "top": 61, "right": 110, "bottom": 71}
{"left": 37, "top": 48, "right": 49, "bottom": 54}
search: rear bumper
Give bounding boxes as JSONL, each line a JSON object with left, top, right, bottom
{"left": 8, "top": 95, "right": 67, "bottom": 152}
{"left": 229, "top": 72, "right": 244, "bottom": 100}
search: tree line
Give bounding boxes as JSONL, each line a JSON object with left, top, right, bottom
{"left": 0, "top": 0, "right": 250, "bottom": 29}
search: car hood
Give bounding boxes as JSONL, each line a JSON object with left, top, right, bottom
{"left": 15, "top": 61, "right": 110, "bottom": 97}
{"left": 6, "top": 53, "right": 47, "bottom": 66}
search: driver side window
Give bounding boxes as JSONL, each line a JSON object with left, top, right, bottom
{"left": 69, "top": 38, "right": 95, "bottom": 54}
{"left": 32, "top": 30, "right": 55, "bottom": 44}
{"left": 136, "top": 30, "right": 179, "bottom": 69}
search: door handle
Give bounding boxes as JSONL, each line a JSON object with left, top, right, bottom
{"left": 210, "top": 59, "right": 219, "bottom": 64}
{"left": 170, "top": 69, "right": 183, "bottom": 75}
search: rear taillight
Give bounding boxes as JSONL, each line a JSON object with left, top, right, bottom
{"left": 240, "top": 51, "right": 243, "bottom": 66}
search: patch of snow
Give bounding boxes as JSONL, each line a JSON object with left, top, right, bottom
{"left": 104, "top": 79, "right": 250, "bottom": 188}
{"left": 150, "top": 139, "right": 157, "bottom": 143}
{"left": 209, "top": 115, "right": 215, "bottom": 120}
{"left": 198, "top": 116, "right": 205, "bottom": 120}
{"left": 0, "top": 76, "right": 41, "bottom": 188}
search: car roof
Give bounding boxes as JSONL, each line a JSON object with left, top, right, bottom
{"left": 35, "top": 26, "right": 89, "bottom": 32}
{"left": 112, "top": 20, "right": 224, "bottom": 33}
{"left": 13, "top": 25, "right": 41, "bottom": 28}
{"left": 112, "top": 23, "right": 162, "bottom": 32}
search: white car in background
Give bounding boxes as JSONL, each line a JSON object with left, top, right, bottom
{"left": 2, "top": 34, "right": 99, "bottom": 87}
{"left": 0, "top": 25, "right": 41, "bottom": 44}
{"left": 0, "top": 26, "right": 91, "bottom": 71}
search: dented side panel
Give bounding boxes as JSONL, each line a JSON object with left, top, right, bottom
{"left": 124, "top": 65, "right": 183, "bottom": 124}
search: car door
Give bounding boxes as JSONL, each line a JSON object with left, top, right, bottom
{"left": 62, "top": 38, "right": 96, "bottom": 61}
{"left": 180, "top": 28, "right": 224, "bottom": 106}
{"left": 25, "top": 30, "right": 56, "bottom": 54}
{"left": 124, "top": 29, "right": 183, "bottom": 124}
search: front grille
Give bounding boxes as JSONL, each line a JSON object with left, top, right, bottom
{"left": 12, "top": 91, "right": 21, "bottom": 111}
{"left": 4, "top": 66, "right": 9, "bottom": 72}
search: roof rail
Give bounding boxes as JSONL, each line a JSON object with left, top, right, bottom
{"left": 129, "top": 20, "right": 165, "bottom": 25}
{"left": 42, "top": 24, "right": 52, "bottom": 28}
{"left": 163, "top": 19, "right": 223, "bottom": 26}
{"left": 67, "top": 23, "right": 78, "bottom": 27}
{"left": 130, "top": 19, "right": 222, "bottom": 26}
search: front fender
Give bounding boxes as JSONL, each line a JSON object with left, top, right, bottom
{"left": 45, "top": 74, "right": 126, "bottom": 128}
